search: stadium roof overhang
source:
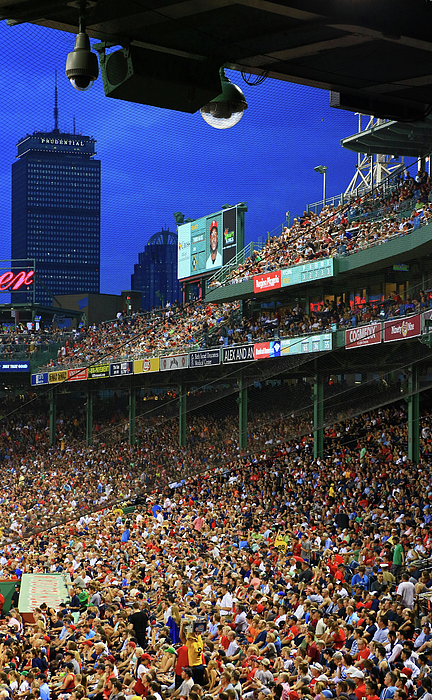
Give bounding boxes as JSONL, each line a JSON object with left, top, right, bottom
{"left": 3, "top": 0, "right": 432, "bottom": 120}
{"left": 341, "top": 115, "right": 432, "bottom": 158}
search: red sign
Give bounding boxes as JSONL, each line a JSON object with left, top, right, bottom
{"left": 384, "top": 314, "right": 422, "bottom": 343}
{"left": 346, "top": 323, "right": 382, "bottom": 350}
{"left": 254, "top": 270, "right": 281, "bottom": 294}
{"left": 67, "top": 368, "right": 88, "bottom": 381}
{"left": 254, "top": 342, "right": 271, "bottom": 360}
{"left": 0, "top": 270, "right": 34, "bottom": 291}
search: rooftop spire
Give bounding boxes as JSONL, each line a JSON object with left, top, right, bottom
{"left": 54, "top": 69, "right": 59, "bottom": 133}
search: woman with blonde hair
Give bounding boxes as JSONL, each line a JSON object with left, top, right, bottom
{"left": 167, "top": 604, "right": 181, "bottom": 644}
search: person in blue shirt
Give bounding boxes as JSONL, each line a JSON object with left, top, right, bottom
{"left": 351, "top": 565, "right": 369, "bottom": 590}
{"left": 380, "top": 671, "right": 398, "bottom": 700}
{"left": 37, "top": 675, "right": 50, "bottom": 700}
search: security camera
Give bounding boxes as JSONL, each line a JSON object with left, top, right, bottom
{"left": 66, "top": 32, "right": 99, "bottom": 91}
{"left": 200, "top": 69, "right": 247, "bottom": 130}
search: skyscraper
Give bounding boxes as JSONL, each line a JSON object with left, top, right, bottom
{"left": 131, "top": 228, "right": 180, "bottom": 310}
{"left": 11, "top": 78, "right": 101, "bottom": 306}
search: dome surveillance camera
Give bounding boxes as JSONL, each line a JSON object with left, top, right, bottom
{"left": 200, "top": 69, "right": 247, "bottom": 130}
{"left": 65, "top": 32, "right": 99, "bottom": 91}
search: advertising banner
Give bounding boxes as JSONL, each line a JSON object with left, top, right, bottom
{"left": 110, "top": 361, "right": 134, "bottom": 377}
{"left": 160, "top": 354, "right": 189, "bottom": 371}
{"left": 0, "top": 361, "right": 29, "bottom": 372}
{"left": 254, "top": 270, "right": 281, "bottom": 294}
{"left": 67, "top": 368, "right": 88, "bottom": 381}
{"left": 31, "top": 372, "right": 49, "bottom": 386}
{"left": 189, "top": 349, "right": 220, "bottom": 368}
{"left": 281, "top": 259, "right": 334, "bottom": 287}
{"left": 254, "top": 340, "right": 282, "bottom": 360}
{"left": 346, "top": 323, "right": 382, "bottom": 350}
{"left": 134, "top": 358, "right": 159, "bottom": 374}
{"left": 222, "top": 344, "right": 254, "bottom": 364}
{"left": 281, "top": 334, "right": 332, "bottom": 356}
{"left": 48, "top": 370, "right": 68, "bottom": 383}
{"left": 88, "top": 364, "right": 110, "bottom": 379}
{"left": 222, "top": 207, "right": 237, "bottom": 267}
{"left": 384, "top": 314, "right": 422, "bottom": 343}
{"left": 254, "top": 342, "right": 270, "bottom": 360}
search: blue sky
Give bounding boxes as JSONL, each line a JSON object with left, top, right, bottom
{"left": 0, "top": 20, "right": 360, "bottom": 294}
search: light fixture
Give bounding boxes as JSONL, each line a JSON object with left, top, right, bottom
{"left": 200, "top": 68, "right": 248, "bottom": 129}
{"left": 314, "top": 165, "right": 327, "bottom": 206}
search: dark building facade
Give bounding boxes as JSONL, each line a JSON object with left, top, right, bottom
{"left": 12, "top": 127, "right": 101, "bottom": 306}
{"left": 131, "top": 228, "right": 180, "bottom": 310}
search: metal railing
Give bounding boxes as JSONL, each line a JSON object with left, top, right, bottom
{"left": 205, "top": 239, "right": 265, "bottom": 290}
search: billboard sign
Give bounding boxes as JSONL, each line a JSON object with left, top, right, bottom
{"left": 189, "top": 349, "right": 220, "bottom": 368}
{"left": 160, "top": 354, "right": 189, "bottom": 371}
{"left": 88, "top": 364, "right": 110, "bottom": 379}
{"left": 48, "top": 370, "right": 68, "bottom": 383}
{"left": 134, "top": 358, "right": 159, "bottom": 374}
{"left": 254, "top": 340, "right": 282, "bottom": 360}
{"left": 67, "top": 368, "right": 87, "bottom": 381}
{"left": 31, "top": 372, "right": 49, "bottom": 386}
{"left": 0, "top": 361, "right": 29, "bottom": 372}
{"left": 384, "top": 314, "right": 422, "bottom": 342}
{"left": 346, "top": 323, "right": 381, "bottom": 349}
{"left": 110, "top": 361, "right": 134, "bottom": 377}
{"left": 177, "top": 205, "right": 244, "bottom": 280}
{"left": 254, "top": 270, "right": 281, "bottom": 294}
{"left": 222, "top": 344, "right": 254, "bottom": 364}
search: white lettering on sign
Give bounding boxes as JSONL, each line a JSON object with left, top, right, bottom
{"left": 39, "top": 138, "right": 86, "bottom": 146}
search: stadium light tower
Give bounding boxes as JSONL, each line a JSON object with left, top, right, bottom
{"left": 314, "top": 165, "right": 327, "bottom": 206}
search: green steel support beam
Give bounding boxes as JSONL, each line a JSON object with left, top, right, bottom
{"left": 129, "top": 384, "right": 136, "bottom": 446}
{"left": 238, "top": 374, "right": 248, "bottom": 451}
{"left": 179, "top": 383, "right": 186, "bottom": 447}
{"left": 314, "top": 373, "right": 324, "bottom": 459}
{"left": 49, "top": 388, "right": 56, "bottom": 447}
{"left": 86, "top": 387, "right": 93, "bottom": 448}
{"left": 408, "top": 365, "right": 420, "bottom": 464}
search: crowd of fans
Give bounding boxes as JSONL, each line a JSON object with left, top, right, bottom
{"left": 0, "top": 385, "right": 431, "bottom": 700}
{"left": 209, "top": 170, "right": 432, "bottom": 288}
{"left": 35, "top": 285, "right": 432, "bottom": 371}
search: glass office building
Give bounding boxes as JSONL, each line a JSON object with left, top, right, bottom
{"left": 131, "top": 228, "right": 180, "bottom": 310}
{"left": 11, "top": 127, "right": 101, "bottom": 306}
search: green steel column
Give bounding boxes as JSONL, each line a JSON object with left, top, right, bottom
{"left": 49, "top": 388, "right": 56, "bottom": 447}
{"left": 179, "top": 383, "right": 186, "bottom": 447}
{"left": 129, "top": 384, "right": 136, "bottom": 446}
{"left": 238, "top": 374, "right": 248, "bottom": 451}
{"left": 86, "top": 387, "right": 93, "bottom": 448}
{"left": 408, "top": 365, "right": 420, "bottom": 463}
{"left": 314, "top": 373, "right": 324, "bottom": 459}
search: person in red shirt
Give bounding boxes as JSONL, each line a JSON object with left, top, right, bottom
{"left": 174, "top": 644, "right": 189, "bottom": 689}
{"left": 355, "top": 638, "right": 370, "bottom": 668}
{"left": 365, "top": 679, "right": 380, "bottom": 700}
{"left": 329, "top": 620, "right": 345, "bottom": 649}
{"left": 348, "top": 669, "right": 366, "bottom": 700}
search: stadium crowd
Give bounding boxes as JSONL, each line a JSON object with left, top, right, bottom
{"left": 210, "top": 170, "right": 432, "bottom": 288}
{"left": 28, "top": 170, "right": 432, "bottom": 372}
{"left": 35, "top": 284, "right": 431, "bottom": 372}
{"left": 0, "top": 382, "right": 431, "bottom": 700}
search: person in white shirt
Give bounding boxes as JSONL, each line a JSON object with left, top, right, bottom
{"left": 218, "top": 584, "right": 233, "bottom": 617}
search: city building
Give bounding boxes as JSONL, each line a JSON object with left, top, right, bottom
{"left": 131, "top": 227, "right": 180, "bottom": 310}
{"left": 11, "top": 80, "right": 101, "bottom": 306}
